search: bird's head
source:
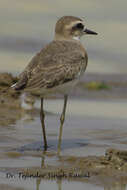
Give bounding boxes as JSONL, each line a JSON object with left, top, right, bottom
{"left": 55, "top": 16, "right": 98, "bottom": 41}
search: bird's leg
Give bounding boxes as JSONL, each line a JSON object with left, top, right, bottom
{"left": 57, "top": 95, "right": 68, "bottom": 154}
{"left": 40, "top": 98, "right": 48, "bottom": 150}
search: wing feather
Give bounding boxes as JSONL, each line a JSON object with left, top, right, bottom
{"left": 13, "top": 40, "right": 87, "bottom": 92}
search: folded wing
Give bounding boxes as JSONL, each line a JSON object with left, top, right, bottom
{"left": 12, "top": 41, "right": 87, "bottom": 91}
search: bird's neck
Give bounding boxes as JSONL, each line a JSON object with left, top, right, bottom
{"left": 54, "top": 34, "right": 80, "bottom": 42}
{"left": 72, "top": 36, "right": 80, "bottom": 41}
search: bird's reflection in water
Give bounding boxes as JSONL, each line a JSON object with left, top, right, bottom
{"left": 36, "top": 151, "right": 46, "bottom": 190}
{"left": 36, "top": 178, "right": 62, "bottom": 190}
{"left": 56, "top": 179, "right": 62, "bottom": 190}
{"left": 36, "top": 151, "right": 62, "bottom": 190}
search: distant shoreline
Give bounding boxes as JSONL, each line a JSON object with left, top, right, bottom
{"left": 0, "top": 72, "right": 127, "bottom": 100}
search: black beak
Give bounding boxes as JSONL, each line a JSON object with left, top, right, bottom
{"left": 84, "top": 28, "right": 98, "bottom": 35}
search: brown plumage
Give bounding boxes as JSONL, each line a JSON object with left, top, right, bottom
{"left": 14, "top": 40, "right": 88, "bottom": 95}
{"left": 11, "top": 16, "right": 97, "bottom": 152}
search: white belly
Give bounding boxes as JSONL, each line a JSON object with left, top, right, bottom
{"left": 38, "top": 79, "right": 79, "bottom": 96}
{"left": 52, "top": 79, "right": 79, "bottom": 94}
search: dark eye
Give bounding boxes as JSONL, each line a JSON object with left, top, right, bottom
{"left": 75, "top": 23, "right": 84, "bottom": 30}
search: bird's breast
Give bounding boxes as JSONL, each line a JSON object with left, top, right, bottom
{"left": 75, "top": 56, "right": 88, "bottom": 79}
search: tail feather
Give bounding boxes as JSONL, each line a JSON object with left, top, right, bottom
{"left": 11, "top": 74, "right": 27, "bottom": 91}
{"left": 11, "top": 82, "right": 26, "bottom": 91}
{"left": 11, "top": 83, "right": 17, "bottom": 88}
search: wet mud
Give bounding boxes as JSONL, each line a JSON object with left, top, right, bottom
{"left": 17, "top": 148, "right": 127, "bottom": 181}
{"left": 1, "top": 148, "right": 127, "bottom": 189}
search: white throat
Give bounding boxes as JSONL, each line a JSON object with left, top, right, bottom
{"left": 73, "top": 36, "right": 80, "bottom": 41}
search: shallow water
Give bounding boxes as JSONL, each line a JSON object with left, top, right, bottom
{"left": 1, "top": 98, "right": 127, "bottom": 189}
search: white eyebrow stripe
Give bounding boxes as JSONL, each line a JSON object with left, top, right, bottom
{"left": 65, "top": 21, "right": 84, "bottom": 29}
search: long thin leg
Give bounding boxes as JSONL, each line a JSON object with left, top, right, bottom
{"left": 40, "top": 98, "right": 48, "bottom": 150}
{"left": 57, "top": 95, "right": 68, "bottom": 154}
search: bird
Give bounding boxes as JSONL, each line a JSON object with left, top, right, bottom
{"left": 11, "top": 16, "right": 97, "bottom": 153}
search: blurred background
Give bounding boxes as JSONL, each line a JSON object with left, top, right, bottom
{"left": 0, "top": 0, "right": 127, "bottom": 74}
{"left": 1, "top": 2, "right": 127, "bottom": 190}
